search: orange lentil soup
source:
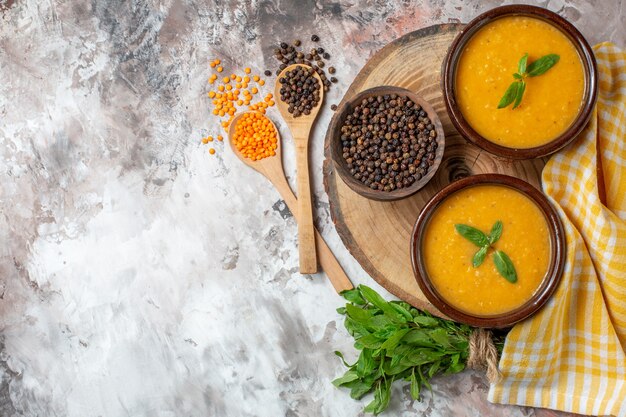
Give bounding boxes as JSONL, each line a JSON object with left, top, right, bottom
{"left": 455, "top": 16, "right": 585, "bottom": 148}
{"left": 422, "top": 185, "right": 551, "bottom": 316}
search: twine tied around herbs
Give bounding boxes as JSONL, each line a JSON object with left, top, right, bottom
{"left": 468, "top": 328, "right": 502, "bottom": 383}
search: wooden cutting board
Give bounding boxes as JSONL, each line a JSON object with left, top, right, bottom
{"left": 322, "top": 24, "right": 547, "bottom": 316}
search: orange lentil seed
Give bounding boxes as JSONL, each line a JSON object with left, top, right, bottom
{"left": 232, "top": 112, "right": 278, "bottom": 161}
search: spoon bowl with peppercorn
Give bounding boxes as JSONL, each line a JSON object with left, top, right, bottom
{"left": 328, "top": 86, "right": 445, "bottom": 201}
{"left": 274, "top": 64, "right": 325, "bottom": 274}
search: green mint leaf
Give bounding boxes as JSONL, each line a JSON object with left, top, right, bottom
{"left": 493, "top": 250, "right": 518, "bottom": 283}
{"left": 346, "top": 303, "right": 374, "bottom": 324}
{"left": 347, "top": 378, "right": 376, "bottom": 399}
{"left": 412, "top": 315, "right": 439, "bottom": 328}
{"left": 341, "top": 288, "right": 366, "bottom": 305}
{"left": 359, "top": 285, "right": 406, "bottom": 323}
{"left": 410, "top": 369, "right": 421, "bottom": 400}
{"left": 472, "top": 245, "right": 489, "bottom": 267}
{"left": 454, "top": 224, "right": 489, "bottom": 247}
{"left": 332, "top": 369, "right": 359, "bottom": 387}
{"left": 513, "top": 73, "right": 523, "bottom": 80}
{"left": 488, "top": 220, "right": 503, "bottom": 244}
{"left": 497, "top": 81, "right": 520, "bottom": 109}
{"left": 380, "top": 328, "right": 410, "bottom": 351}
{"left": 389, "top": 302, "right": 413, "bottom": 322}
{"left": 363, "top": 396, "right": 381, "bottom": 414}
{"left": 526, "top": 54, "right": 560, "bottom": 77}
{"left": 376, "top": 379, "right": 392, "bottom": 414}
{"left": 512, "top": 80, "right": 526, "bottom": 109}
{"left": 356, "top": 348, "right": 375, "bottom": 377}
{"left": 334, "top": 351, "right": 355, "bottom": 368}
{"left": 336, "top": 306, "right": 347, "bottom": 314}
{"left": 518, "top": 53, "right": 529, "bottom": 74}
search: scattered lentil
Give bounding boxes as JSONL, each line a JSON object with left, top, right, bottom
{"left": 204, "top": 60, "right": 276, "bottom": 156}
{"left": 339, "top": 94, "right": 438, "bottom": 191}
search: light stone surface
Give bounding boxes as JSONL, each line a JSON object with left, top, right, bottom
{"left": 0, "top": 0, "right": 623, "bottom": 416}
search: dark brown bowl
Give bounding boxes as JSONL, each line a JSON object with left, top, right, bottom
{"left": 329, "top": 86, "right": 445, "bottom": 201}
{"left": 410, "top": 174, "right": 566, "bottom": 328}
{"left": 442, "top": 5, "right": 598, "bottom": 159}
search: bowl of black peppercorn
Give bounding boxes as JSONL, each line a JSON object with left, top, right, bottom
{"left": 329, "top": 86, "right": 445, "bottom": 201}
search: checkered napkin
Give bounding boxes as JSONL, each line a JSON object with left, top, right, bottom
{"left": 488, "top": 43, "right": 626, "bottom": 417}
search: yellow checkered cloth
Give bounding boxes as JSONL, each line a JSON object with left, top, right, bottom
{"left": 488, "top": 42, "right": 626, "bottom": 416}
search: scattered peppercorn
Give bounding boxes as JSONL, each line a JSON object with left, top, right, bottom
{"left": 328, "top": 66, "right": 336, "bottom": 74}
{"left": 331, "top": 104, "right": 338, "bottom": 111}
{"left": 330, "top": 77, "right": 338, "bottom": 83}
{"left": 271, "top": 37, "right": 336, "bottom": 93}
{"left": 311, "top": 34, "right": 319, "bottom": 42}
{"left": 339, "top": 94, "right": 438, "bottom": 191}
{"left": 279, "top": 66, "right": 321, "bottom": 117}
{"left": 264, "top": 70, "right": 272, "bottom": 76}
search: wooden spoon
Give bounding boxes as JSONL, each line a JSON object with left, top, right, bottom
{"left": 228, "top": 111, "right": 352, "bottom": 292}
{"left": 274, "top": 64, "right": 324, "bottom": 274}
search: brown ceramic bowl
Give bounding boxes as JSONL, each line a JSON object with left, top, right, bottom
{"left": 329, "top": 86, "right": 445, "bottom": 201}
{"left": 410, "top": 174, "right": 566, "bottom": 328}
{"left": 442, "top": 5, "right": 598, "bottom": 159}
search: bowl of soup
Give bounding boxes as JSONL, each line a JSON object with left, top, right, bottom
{"left": 442, "top": 5, "right": 597, "bottom": 159}
{"left": 410, "top": 174, "right": 566, "bottom": 327}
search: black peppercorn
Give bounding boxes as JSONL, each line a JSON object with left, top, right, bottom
{"left": 278, "top": 66, "right": 321, "bottom": 118}
{"left": 338, "top": 94, "right": 437, "bottom": 191}
{"left": 311, "top": 34, "right": 320, "bottom": 42}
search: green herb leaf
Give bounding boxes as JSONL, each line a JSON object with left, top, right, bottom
{"left": 358, "top": 333, "right": 385, "bottom": 349}
{"left": 356, "top": 349, "right": 375, "bottom": 377}
{"left": 341, "top": 288, "right": 366, "bottom": 305}
{"left": 455, "top": 224, "right": 489, "bottom": 247}
{"left": 412, "top": 315, "right": 439, "bottom": 328}
{"left": 493, "top": 250, "right": 518, "bottom": 283}
{"left": 389, "top": 302, "right": 413, "bottom": 321}
{"left": 380, "top": 328, "right": 410, "bottom": 351}
{"left": 488, "top": 220, "right": 503, "bottom": 244}
{"left": 346, "top": 303, "right": 374, "bottom": 324}
{"left": 512, "top": 80, "right": 526, "bottom": 109}
{"left": 347, "top": 378, "right": 376, "bottom": 399}
{"left": 513, "top": 73, "right": 523, "bottom": 80}
{"left": 336, "top": 306, "right": 347, "bottom": 314}
{"left": 360, "top": 285, "right": 405, "bottom": 323}
{"left": 497, "top": 81, "right": 520, "bottom": 109}
{"left": 526, "top": 54, "right": 560, "bottom": 77}
{"left": 332, "top": 369, "right": 359, "bottom": 387}
{"left": 472, "top": 245, "right": 489, "bottom": 267}
{"left": 518, "top": 53, "right": 528, "bottom": 74}
{"left": 410, "top": 369, "right": 421, "bottom": 400}
{"left": 333, "top": 285, "right": 508, "bottom": 415}
{"left": 335, "top": 351, "right": 355, "bottom": 367}
{"left": 402, "top": 329, "right": 436, "bottom": 347}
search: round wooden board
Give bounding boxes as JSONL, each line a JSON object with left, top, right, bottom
{"left": 323, "top": 24, "right": 547, "bottom": 316}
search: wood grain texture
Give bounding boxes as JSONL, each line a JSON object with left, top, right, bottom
{"left": 276, "top": 64, "right": 325, "bottom": 274}
{"left": 322, "top": 24, "right": 547, "bottom": 316}
{"left": 228, "top": 112, "right": 353, "bottom": 293}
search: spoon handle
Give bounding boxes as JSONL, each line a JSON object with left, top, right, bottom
{"left": 294, "top": 127, "right": 318, "bottom": 274}
{"left": 273, "top": 172, "right": 354, "bottom": 293}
